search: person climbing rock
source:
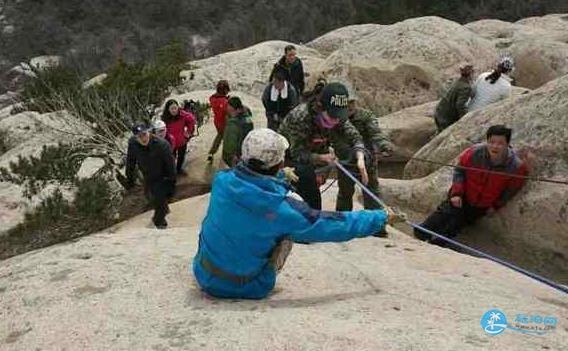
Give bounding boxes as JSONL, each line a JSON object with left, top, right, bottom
{"left": 467, "top": 56, "right": 514, "bottom": 112}
{"left": 268, "top": 45, "right": 305, "bottom": 95}
{"left": 161, "top": 99, "right": 196, "bottom": 175}
{"left": 192, "top": 128, "right": 403, "bottom": 299}
{"left": 262, "top": 68, "right": 299, "bottom": 131}
{"left": 222, "top": 97, "right": 254, "bottom": 167}
{"left": 434, "top": 64, "right": 474, "bottom": 131}
{"left": 414, "top": 125, "right": 528, "bottom": 246}
{"left": 207, "top": 80, "right": 231, "bottom": 163}
{"left": 335, "top": 91, "right": 394, "bottom": 230}
{"left": 126, "top": 123, "right": 176, "bottom": 229}
{"left": 278, "top": 82, "right": 367, "bottom": 210}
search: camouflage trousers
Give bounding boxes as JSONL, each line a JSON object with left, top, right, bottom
{"left": 335, "top": 164, "right": 382, "bottom": 211}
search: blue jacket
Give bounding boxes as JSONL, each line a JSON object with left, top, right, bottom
{"left": 192, "top": 164, "right": 388, "bottom": 299}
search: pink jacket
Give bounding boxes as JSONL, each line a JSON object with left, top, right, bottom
{"left": 164, "top": 110, "right": 196, "bottom": 149}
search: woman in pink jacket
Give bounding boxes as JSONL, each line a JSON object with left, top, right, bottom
{"left": 161, "top": 99, "right": 196, "bottom": 175}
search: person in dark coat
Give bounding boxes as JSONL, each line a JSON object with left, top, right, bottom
{"left": 262, "top": 69, "right": 299, "bottom": 131}
{"left": 126, "top": 123, "right": 176, "bottom": 229}
{"left": 269, "top": 45, "right": 305, "bottom": 95}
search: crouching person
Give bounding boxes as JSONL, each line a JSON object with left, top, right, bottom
{"left": 414, "top": 125, "right": 528, "bottom": 245}
{"left": 192, "top": 128, "right": 400, "bottom": 299}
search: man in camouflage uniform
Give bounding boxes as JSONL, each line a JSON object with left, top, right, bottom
{"left": 279, "top": 82, "right": 368, "bottom": 210}
{"left": 334, "top": 97, "right": 394, "bottom": 212}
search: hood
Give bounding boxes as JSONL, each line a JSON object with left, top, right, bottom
{"left": 212, "top": 164, "right": 291, "bottom": 214}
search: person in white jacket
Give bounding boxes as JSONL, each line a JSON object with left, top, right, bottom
{"left": 467, "top": 56, "right": 515, "bottom": 112}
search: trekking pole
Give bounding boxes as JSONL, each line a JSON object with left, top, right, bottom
{"left": 333, "top": 160, "right": 568, "bottom": 295}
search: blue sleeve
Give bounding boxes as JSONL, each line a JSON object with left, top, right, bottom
{"left": 284, "top": 197, "right": 387, "bottom": 243}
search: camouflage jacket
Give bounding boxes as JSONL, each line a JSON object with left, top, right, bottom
{"left": 278, "top": 103, "right": 364, "bottom": 164}
{"left": 333, "top": 108, "right": 393, "bottom": 161}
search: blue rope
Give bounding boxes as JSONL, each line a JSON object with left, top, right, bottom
{"left": 333, "top": 160, "right": 568, "bottom": 295}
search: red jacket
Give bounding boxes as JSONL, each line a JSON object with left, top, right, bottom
{"left": 209, "top": 93, "right": 229, "bottom": 134}
{"left": 450, "top": 144, "right": 528, "bottom": 209}
{"left": 164, "top": 110, "right": 196, "bottom": 150}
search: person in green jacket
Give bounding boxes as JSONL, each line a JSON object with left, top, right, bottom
{"left": 334, "top": 96, "right": 394, "bottom": 214}
{"left": 222, "top": 97, "right": 254, "bottom": 167}
{"left": 434, "top": 64, "right": 474, "bottom": 132}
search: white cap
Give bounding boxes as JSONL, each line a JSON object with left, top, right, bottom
{"left": 241, "top": 128, "right": 289, "bottom": 169}
{"left": 153, "top": 120, "right": 166, "bottom": 131}
{"left": 498, "top": 55, "right": 515, "bottom": 72}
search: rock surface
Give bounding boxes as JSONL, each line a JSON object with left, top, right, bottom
{"left": 180, "top": 41, "right": 325, "bottom": 97}
{"left": 1, "top": 187, "right": 566, "bottom": 351}
{"left": 382, "top": 75, "right": 568, "bottom": 283}
{"left": 306, "top": 24, "right": 382, "bottom": 56}
{"left": 310, "top": 17, "right": 498, "bottom": 115}
{"left": 465, "top": 14, "right": 568, "bottom": 89}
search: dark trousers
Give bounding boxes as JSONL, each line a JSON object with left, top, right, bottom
{"left": 414, "top": 199, "right": 487, "bottom": 245}
{"left": 266, "top": 115, "right": 280, "bottom": 132}
{"left": 144, "top": 181, "right": 173, "bottom": 225}
{"left": 208, "top": 131, "right": 223, "bottom": 155}
{"left": 292, "top": 162, "right": 322, "bottom": 210}
{"left": 336, "top": 164, "right": 382, "bottom": 211}
{"left": 174, "top": 143, "right": 188, "bottom": 173}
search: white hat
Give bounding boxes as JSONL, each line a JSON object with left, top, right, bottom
{"left": 152, "top": 119, "right": 166, "bottom": 131}
{"left": 241, "top": 128, "right": 289, "bottom": 169}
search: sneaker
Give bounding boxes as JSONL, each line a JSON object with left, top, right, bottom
{"left": 207, "top": 154, "right": 214, "bottom": 163}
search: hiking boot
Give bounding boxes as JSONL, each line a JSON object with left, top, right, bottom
{"left": 207, "top": 154, "right": 214, "bottom": 163}
{"left": 153, "top": 219, "right": 168, "bottom": 229}
{"left": 372, "top": 227, "right": 389, "bottom": 238}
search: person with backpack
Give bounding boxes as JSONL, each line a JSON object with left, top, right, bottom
{"left": 467, "top": 56, "right": 514, "bottom": 112}
{"left": 434, "top": 64, "right": 474, "bottom": 131}
{"left": 208, "top": 80, "right": 231, "bottom": 163}
{"left": 268, "top": 45, "right": 305, "bottom": 95}
{"left": 126, "top": 123, "right": 176, "bottom": 229}
{"left": 161, "top": 99, "right": 196, "bottom": 175}
{"left": 262, "top": 69, "right": 299, "bottom": 131}
{"left": 192, "top": 128, "right": 403, "bottom": 299}
{"left": 152, "top": 119, "right": 175, "bottom": 149}
{"left": 222, "top": 97, "right": 254, "bottom": 167}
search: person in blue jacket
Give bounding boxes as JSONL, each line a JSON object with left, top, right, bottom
{"left": 192, "top": 128, "right": 399, "bottom": 299}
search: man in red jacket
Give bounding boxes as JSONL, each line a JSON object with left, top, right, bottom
{"left": 414, "top": 125, "right": 528, "bottom": 245}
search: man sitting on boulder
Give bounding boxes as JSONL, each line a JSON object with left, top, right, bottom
{"left": 414, "top": 125, "right": 528, "bottom": 245}
{"left": 434, "top": 64, "right": 474, "bottom": 132}
{"left": 192, "top": 128, "right": 401, "bottom": 299}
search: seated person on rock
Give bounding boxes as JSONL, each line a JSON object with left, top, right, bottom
{"left": 414, "top": 125, "right": 528, "bottom": 246}
{"left": 192, "top": 128, "right": 401, "bottom": 299}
